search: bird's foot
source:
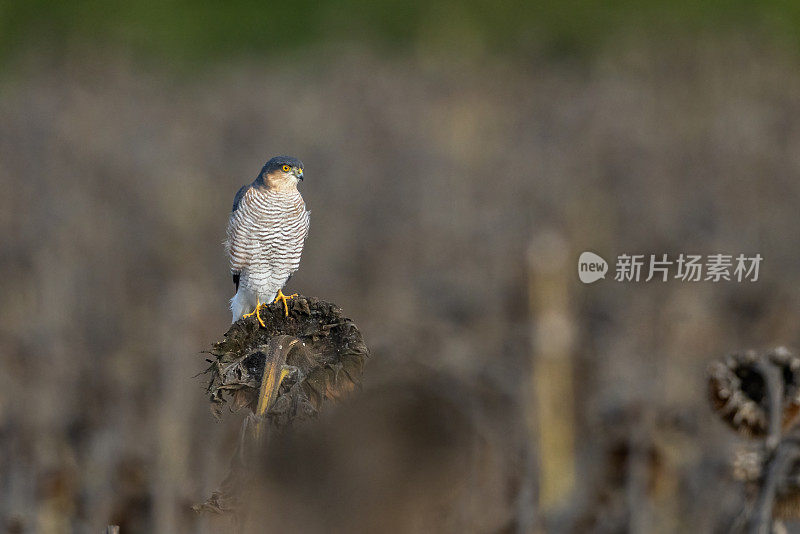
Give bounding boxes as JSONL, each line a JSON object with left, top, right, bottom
{"left": 273, "top": 290, "right": 298, "bottom": 317}
{"left": 242, "top": 299, "right": 266, "bottom": 327}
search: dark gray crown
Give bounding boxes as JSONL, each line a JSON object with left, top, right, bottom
{"left": 260, "top": 155, "right": 303, "bottom": 175}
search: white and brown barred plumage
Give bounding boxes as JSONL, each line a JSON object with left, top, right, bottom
{"left": 226, "top": 156, "right": 310, "bottom": 322}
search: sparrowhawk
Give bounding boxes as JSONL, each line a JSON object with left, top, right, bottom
{"left": 226, "top": 156, "right": 310, "bottom": 325}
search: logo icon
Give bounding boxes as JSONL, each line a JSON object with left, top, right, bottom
{"left": 578, "top": 251, "right": 608, "bottom": 284}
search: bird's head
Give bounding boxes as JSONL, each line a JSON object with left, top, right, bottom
{"left": 260, "top": 155, "right": 304, "bottom": 191}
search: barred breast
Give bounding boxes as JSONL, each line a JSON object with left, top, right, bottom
{"left": 226, "top": 186, "right": 310, "bottom": 301}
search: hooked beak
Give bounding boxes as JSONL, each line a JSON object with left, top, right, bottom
{"left": 297, "top": 171, "right": 304, "bottom": 181}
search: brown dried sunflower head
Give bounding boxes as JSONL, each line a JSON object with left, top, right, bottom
{"left": 732, "top": 446, "right": 800, "bottom": 520}
{"left": 708, "top": 348, "right": 800, "bottom": 438}
{"left": 204, "top": 295, "right": 369, "bottom": 427}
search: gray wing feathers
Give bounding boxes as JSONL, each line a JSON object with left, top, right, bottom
{"left": 232, "top": 184, "right": 250, "bottom": 212}
{"left": 227, "top": 185, "right": 250, "bottom": 277}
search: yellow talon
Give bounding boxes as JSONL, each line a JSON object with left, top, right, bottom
{"left": 242, "top": 299, "right": 266, "bottom": 327}
{"left": 273, "top": 289, "right": 298, "bottom": 317}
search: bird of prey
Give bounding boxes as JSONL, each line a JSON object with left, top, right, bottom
{"left": 226, "top": 156, "right": 310, "bottom": 326}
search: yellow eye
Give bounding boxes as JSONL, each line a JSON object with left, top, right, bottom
{"left": 282, "top": 164, "right": 291, "bottom": 172}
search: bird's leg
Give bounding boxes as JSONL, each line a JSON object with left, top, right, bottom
{"left": 242, "top": 299, "right": 267, "bottom": 327}
{"left": 273, "top": 289, "right": 298, "bottom": 317}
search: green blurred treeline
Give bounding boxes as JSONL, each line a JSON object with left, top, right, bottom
{"left": 4, "top": 0, "right": 800, "bottom": 64}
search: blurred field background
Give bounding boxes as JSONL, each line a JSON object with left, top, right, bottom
{"left": 4, "top": 1, "right": 800, "bottom": 533}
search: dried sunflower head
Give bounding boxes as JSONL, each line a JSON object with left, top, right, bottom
{"left": 732, "top": 446, "right": 800, "bottom": 520}
{"left": 708, "top": 348, "right": 800, "bottom": 438}
{"left": 204, "top": 295, "right": 369, "bottom": 426}
{"left": 732, "top": 447, "right": 763, "bottom": 483}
